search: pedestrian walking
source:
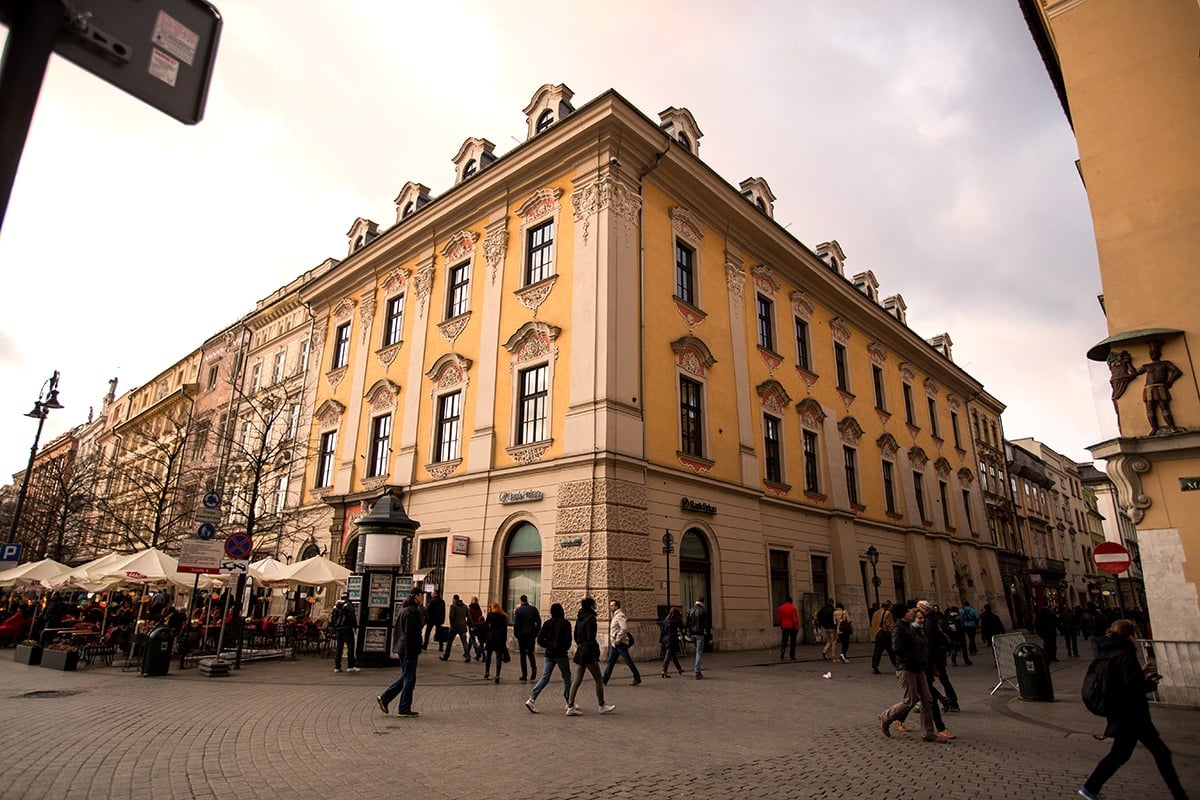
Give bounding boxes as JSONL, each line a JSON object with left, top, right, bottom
{"left": 817, "top": 599, "right": 837, "bottom": 661}
{"left": 524, "top": 602, "right": 572, "bottom": 713}
{"left": 960, "top": 601, "right": 980, "bottom": 655}
{"left": 1079, "top": 619, "right": 1189, "bottom": 800}
{"left": 566, "top": 597, "right": 614, "bottom": 716}
{"left": 919, "top": 600, "right": 959, "bottom": 712}
{"left": 833, "top": 601, "right": 852, "bottom": 663}
{"left": 377, "top": 589, "right": 424, "bottom": 718}
{"left": 686, "top": 597, "right": 710, "bottom": 679}
{"left": 869, "top": 600, "right": 896, "bottom": 674}
{"left": 945, "top": 606, "right": 971, "bottom": 666}
{"left": 467, "top": 596, "right": 486, "bottom": 661}
{"left": 777, "top": 596, "right": 800, "bottom": 661}
{"left": 513, "top": 594, "right": 541, "bottom": 682}
{"left": 659, "top": 606, "right": 685, "bottom": 677}
{"left": 440, "top": 594, "right": 470, "bottom": 662}
{"left": 1061, "top": 605, "right": 1081, "bottom": 658}
{"left": 879, "top": 607, "right": 948, "bottom": 743}
{"left": 980, "top": 602, "right": 1005, "bottom": 647}
{"left": 330, "top": 596, "right": 360, "bottom": 673}
{"left": 1035, "top": 605, "right": 1060, "bottom": 662}
{"left": 602, "top": 599, "right": 642, "bottom": 686}
{"left": 483, "top": 602, "right": 509, "bottom": 684}
{"left": 421, "top": 588, "right": 446, "bottom": 652}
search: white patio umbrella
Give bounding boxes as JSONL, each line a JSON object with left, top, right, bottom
{"left": 262, "top": 556, "right": 351, "bottom": 590}
{"left": 0, "top": 557, "right": 69, "bottom": 588}
{"left": 247, "top": 556, "right": 286, "bottom": 583}
{"left": 41, "top": 551, "right": 128, "bottom": 590}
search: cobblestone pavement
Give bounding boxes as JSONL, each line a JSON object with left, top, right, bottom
{"left": 0, "top": 644, "right": 1195, "bottom": 799}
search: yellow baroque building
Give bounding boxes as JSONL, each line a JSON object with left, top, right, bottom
{"left": 1020, "top": 0, "right": 1200, "bottom": 686}
{"left": 299, "top": 85, "right": 1010, "bottom": 648}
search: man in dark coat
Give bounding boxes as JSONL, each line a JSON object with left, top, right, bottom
{"left": 421, "top": 589, "right": 446, "bottom": 652}
{"left": 513, "top": 594, "right": 542, "bottom": 682}
{"left": 330, "top": 596, "right": 360, "bottom": 673}
{"left": 1034, "top": 605, "right": 1060, "bottom": 661}
{"left": 1079, "top": 619, "right": 1188, "bottom": 799}
{"left": 377, "top": 590, "right": 424, "bottom": 718}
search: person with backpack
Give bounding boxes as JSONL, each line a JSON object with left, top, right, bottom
{"left": 959, "top": 601, "right": 980, "bottom": 655}
{"left": 944, "top": 606, "right": 971, "bottom": 666}
{"left": 524, "top": 602, "right": 572, "bottom": 713}
{"left": 1078, "top": 619, "right": 1189, "bottom": 800}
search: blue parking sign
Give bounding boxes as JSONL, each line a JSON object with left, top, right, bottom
{"left": 1, "top": 543, "right": 22, "bottom": 562}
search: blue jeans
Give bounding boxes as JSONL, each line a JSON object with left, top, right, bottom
{"left": 692, "top": 634, "right": 705, "bottom": 673}
{"left": 601, "top": 643, "right": 641, "bottom": 683}
{"left": 441, "top": 629, "right": 469, "bottom": 659}
{"left": 381, "top": 655, "right": 418, "bottom": 713}
{"left": 529, "top": 655, "right": 571, "bottom": 703}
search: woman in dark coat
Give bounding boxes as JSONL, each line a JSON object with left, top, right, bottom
{"left": 566, "top": 597, "right": 612, "bottom": 715}
{"left": 482, "top": 602, "right": 509, "bottom": 684}
{"left": 659, "top": 606, "right": 685, "bottom": 677}
{"left": 1079, "top": 619, "right": 1188, "bottom": 800}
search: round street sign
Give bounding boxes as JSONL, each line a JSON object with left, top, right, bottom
{"left": 225, "top": 532, "right": 253, "bottom": 560}
{"left": 203, "top": 492, "right": 221, "bottom": 509}
{"left": 1093, "top": 542, "right": 1132, "bottom": 575}
{"left": 197, "top": 523, "right": 217, "bottom": 541}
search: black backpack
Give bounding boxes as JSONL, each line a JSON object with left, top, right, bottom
{"left": 1081, "top": 655, "right": 1113, "bottom": 716}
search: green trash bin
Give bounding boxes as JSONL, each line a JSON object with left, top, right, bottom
{"left": 141, "top": 625, "right": 174, "bottom": 677}
{"left": 1013, "top": 641, "right": 1054, "bottom": 701}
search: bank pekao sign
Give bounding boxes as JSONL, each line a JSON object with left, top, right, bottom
{"left": 499, "top": 489, "right": 544, "bottom": 505}
{"left": 681, "top": 497, "right": 717, "bottom": 515}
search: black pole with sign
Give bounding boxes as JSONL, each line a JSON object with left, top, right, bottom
{"left": 662, "top": 531, "right": 674, "bottom": 613}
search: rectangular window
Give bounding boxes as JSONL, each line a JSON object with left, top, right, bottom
{"left": 517, "top": 364, "right": 549, "bottom": 445}
{"left": 834, "top": 343, "right": 850, "bottom": 391}
{"left": 844, "top": 446, "right": 859, "bottom": 506}
{"left": 913, "top": 471, "right": 927, "bottom": 521}
{"left": 525, "top": 220, "right": 555, "bottom": 285}
{"left": 927, "top": 397, "right": 940, "bottom": 438}
{"left": 383, "top": 294, "right": 405, "bottom": 347}
{"left": 892, "top": 565, "right": 907, "bottom": 607}
{"left": 675, "top": 240, "right": 695, "bottom": 304}
{"left": 273, "top": 351, "right": 286, "bottom": 384}
{"left": 241, "top": 420, "right": 253, "bottom": 450}
{"left": 679, "top": 377, "right": 704, "bottom": 458}
{"left": 794, "top": 317, "right": 811, "bottom": 371}
{"left": 763, "top": 415, "right": 782, "bottom": 484}
{"left": 274, "top": 475, "right": 288, "bottom": 515}
{"left": 315, "top": 431, "right": 337, "bottom": 487}
{"left": 803, "top": 430, "right": 819, "bottom": 493}
{"left": 939, "top": 479, "right": 951, "bottom": 528}
{"left": 951, "top": 410, "right": 961, "bottom": 449}
{"left": 205, "top": 365, "right": 219, "bottom": 392}
{"left": 191, "top": 420, "right": 210, "bottom": 462}
{"left": 811, "top": 555, "right": 829, "bottom": 603}
{"left": 435, "top": 391, "right": 463, "bottom": 463}
{"left": 331, "top": 322, "right": 350, "bottom": 369}
{"left": 882, "top": 460, "right": 896, "bottom": 514}
{"left": 250, "top": 363, "right": 262, "bottom": 393}
{"left": 980, "top": 460, "right": 989, "bottom": 492}
{"left": 368, "top": 413, "right": 392, "bottom": 477}
{"left": 756, "top": 294, "right": 775, "bottom": 351}
{"left": 902, "top": 383, "right": 915, "bottom": 425}
{"left": 288, "top": 403, "right": 301, "bottom": 441}
{"left": 962, "top": 489, "right": 973, "bottom": 532}
{"left": 872, "top": 364, "right": 885, "bottom": 410}
{"left": 447, "top": 262, "right": 470, "bottom": 319}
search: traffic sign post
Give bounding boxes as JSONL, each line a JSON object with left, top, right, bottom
{"left": 0, "top": 543, "right": 22, "bottom": 563}
{"left": 224, "top": 533, "right": 252, "bottom": 560}
{"left": 1093, "top": 542, "right": 1132, "bottom": 617}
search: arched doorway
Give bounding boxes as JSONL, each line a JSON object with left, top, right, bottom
{"left": 679, "top": 528, "right": 712, "bottom": 610}
{"left": 502, "top": 522, "right": 542, "bottom": 613}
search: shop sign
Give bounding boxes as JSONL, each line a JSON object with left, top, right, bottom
{"left": 560, "top": 537, "right": 583, "bottom": 547}
{"left": 451, "top": 535, "right": 469, "bottom": 555}
{"left": 500, "top": 489, "right": 543, "bottom": 505}
{"left": 681, "top": 497, "right": 717, "bottom": 515}
{"left": 1180, "top": 477, "right": 1200, "bottom": 492}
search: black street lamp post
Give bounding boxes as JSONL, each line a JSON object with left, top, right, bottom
{"left": 7, "top": 370, "right": 63, "bottom": 547}
{"left": 662, "top": 531, "right": 674, "bottom": 612}
{"left": 865, "top": 544, "right": 881, "bottom": 609}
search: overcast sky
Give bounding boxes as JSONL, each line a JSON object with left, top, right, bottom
{"left": 0, "top": 1, "right": 1114, "bottom": 482}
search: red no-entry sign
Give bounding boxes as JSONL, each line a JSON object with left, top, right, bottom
{"left": 1093, "top": 542, "right": 1132, "bottom": 575}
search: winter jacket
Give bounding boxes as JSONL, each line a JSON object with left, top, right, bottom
{"left": 892, "top": 621, "right": 930, "bottom": 673}
{"left": 513, "top": 603, "right": 541, "bottom": 639}
{"left": 484, "top": 611, "right": 508, "bottom": 650}
{"left": 777, "top": 602, "right": 800, "bottom": 631}
{"left": 447, "top": 599, "right": 469, "bottom": 633}
{"left": 609, "top": 607, "right": 631, "bottom": 646}
{"left": 537, "top": 613, "right": 573, "bottom": 659}
{"left": 1097, "top": 635, "right": 1158, "bottom": 739}
{"left": 392, "top": 597, "right": 423, "bottom": 660}
{"left": 425, "top": 596, "right": 446, "bottom": 626}
{"left": 572, "top": 608, "right": 600, "bottom": 665}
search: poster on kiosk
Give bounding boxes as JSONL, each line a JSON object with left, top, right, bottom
{"left": 351, "top": 489, "right": 420, "bottom": 666}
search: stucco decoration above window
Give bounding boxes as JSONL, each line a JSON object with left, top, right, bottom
{"left": 756, "top": 379, "right": 792, "bottom": 415}
{"left": 426, "top": 353, "right": 473, "bottom": 393}
{"left": 364, "top": 379, "right": 400, "bottom": 412}
{"left": 796, "top": 397, "right": 827, "bottom": 429}
{"left": 315, "top": 399, "right": 346, "bottom": 428}
{"left": 670, "top": 334, "right": 717, "bottom": 379}
{"left": 504, "top": 321, "right": 562, "bottom": 364}
{"left": 908, "top": 446, "right": 930, "bottom": 468}
{"left": 877, "top": 432, "right": 900, "bottom": 457}
{"left": 838, "top": 416, "right": 865, "bottom": 445}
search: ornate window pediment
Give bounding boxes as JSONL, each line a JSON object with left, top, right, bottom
{"left": 331, "top": 297, "right": 356, "bottom": 322}
{"left": 516, "top": 188, "right": 563, "bottom": 223}
{"left": 934, "top": 457, "right": 953, "bottom": 478}
{"left": 504, "top": 321, "right": 562, "bottom": 362}
{"left": 441, "top": 230, "right": 479, "bottom": 264}
{"left": 752, "top": 265, "right": 780, "bottom": 299}
{"left": 957, "top": 467, "right": 975, "bottom": 485}
{"left": 877, "top": 432, "right": 900, "bottom": 457}
{"left": 908, "top": 446, "right": 929, "bottom": 468}
{"left": 756, "top": 380, "right": 792, "bottom": 415}
{"left": 426, "top": 353, "right": 473, "bottom": 390}
{"left": 670, "top": 206, "right": 705, "bottom": 245}
{"left": 924, "top": 377, "right": 939, "bottom": 397}
{"left": 315, "top": 399, "right": 346, "bottom": 428}
{"left": 364, "top": 379, "right": 400, "bottom": 412}
{"left": 796, "top": 397, "right": 826, "bottom": 429}
{"left": 829, "top": 317, "right": 852, "bottom": 344}
{"left": 837, "top": 416, "right": 865, "bottom": 444}
{"left": 868, "top": 342, "right": 888, "bottom": 366}
{"left": 670, "top": 335, "right": 717, "bottom": 378}
{"left": 382, "top": 268, "right": 411, "bottom": 296}
{"left": 790, "top": 290, "right": 814, "bottom": 322}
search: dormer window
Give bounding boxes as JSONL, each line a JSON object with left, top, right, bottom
{"left": 452, "top": 137, "right": 496, "bottom": 184}
{"left": 852, "top": 271, "right": 880, "bottom": 303}
{"left": 394, "top": 181, "right": 431, "bottom": 223}
{"left": 346, "top": 218, "right": 380, "bottom": 255}
{"left": 883, "top": 294, "right": 908, "bottom": 325}
{"left": 523, "top": 83, "right": 575, "bottom": 140}
{"left": 815, "top": 240, "right": 846, "bottom": 276}
{"left": 659, "top": 106, "right": 703, "bottom": 156}
{"left": 738, "top": 177, "right": 776, "bottom": 218}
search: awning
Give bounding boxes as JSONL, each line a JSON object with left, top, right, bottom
{"left": 1086, "top": 328, "right": 1182, "bottom": 361}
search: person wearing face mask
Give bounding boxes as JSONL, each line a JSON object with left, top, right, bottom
{"left": 878, "top": 608, "right": 946, "bottom": 743}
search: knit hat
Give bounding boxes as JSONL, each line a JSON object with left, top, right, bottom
{"left": 917, "top": 600, "right": 932, "bottom": 612}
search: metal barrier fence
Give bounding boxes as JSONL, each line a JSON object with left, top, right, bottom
{"left": 990, "top": 631, "right": 1032, "bottom": 695}
{"left": 1137, "top": 639, "right": 1200, "bottom": 708}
